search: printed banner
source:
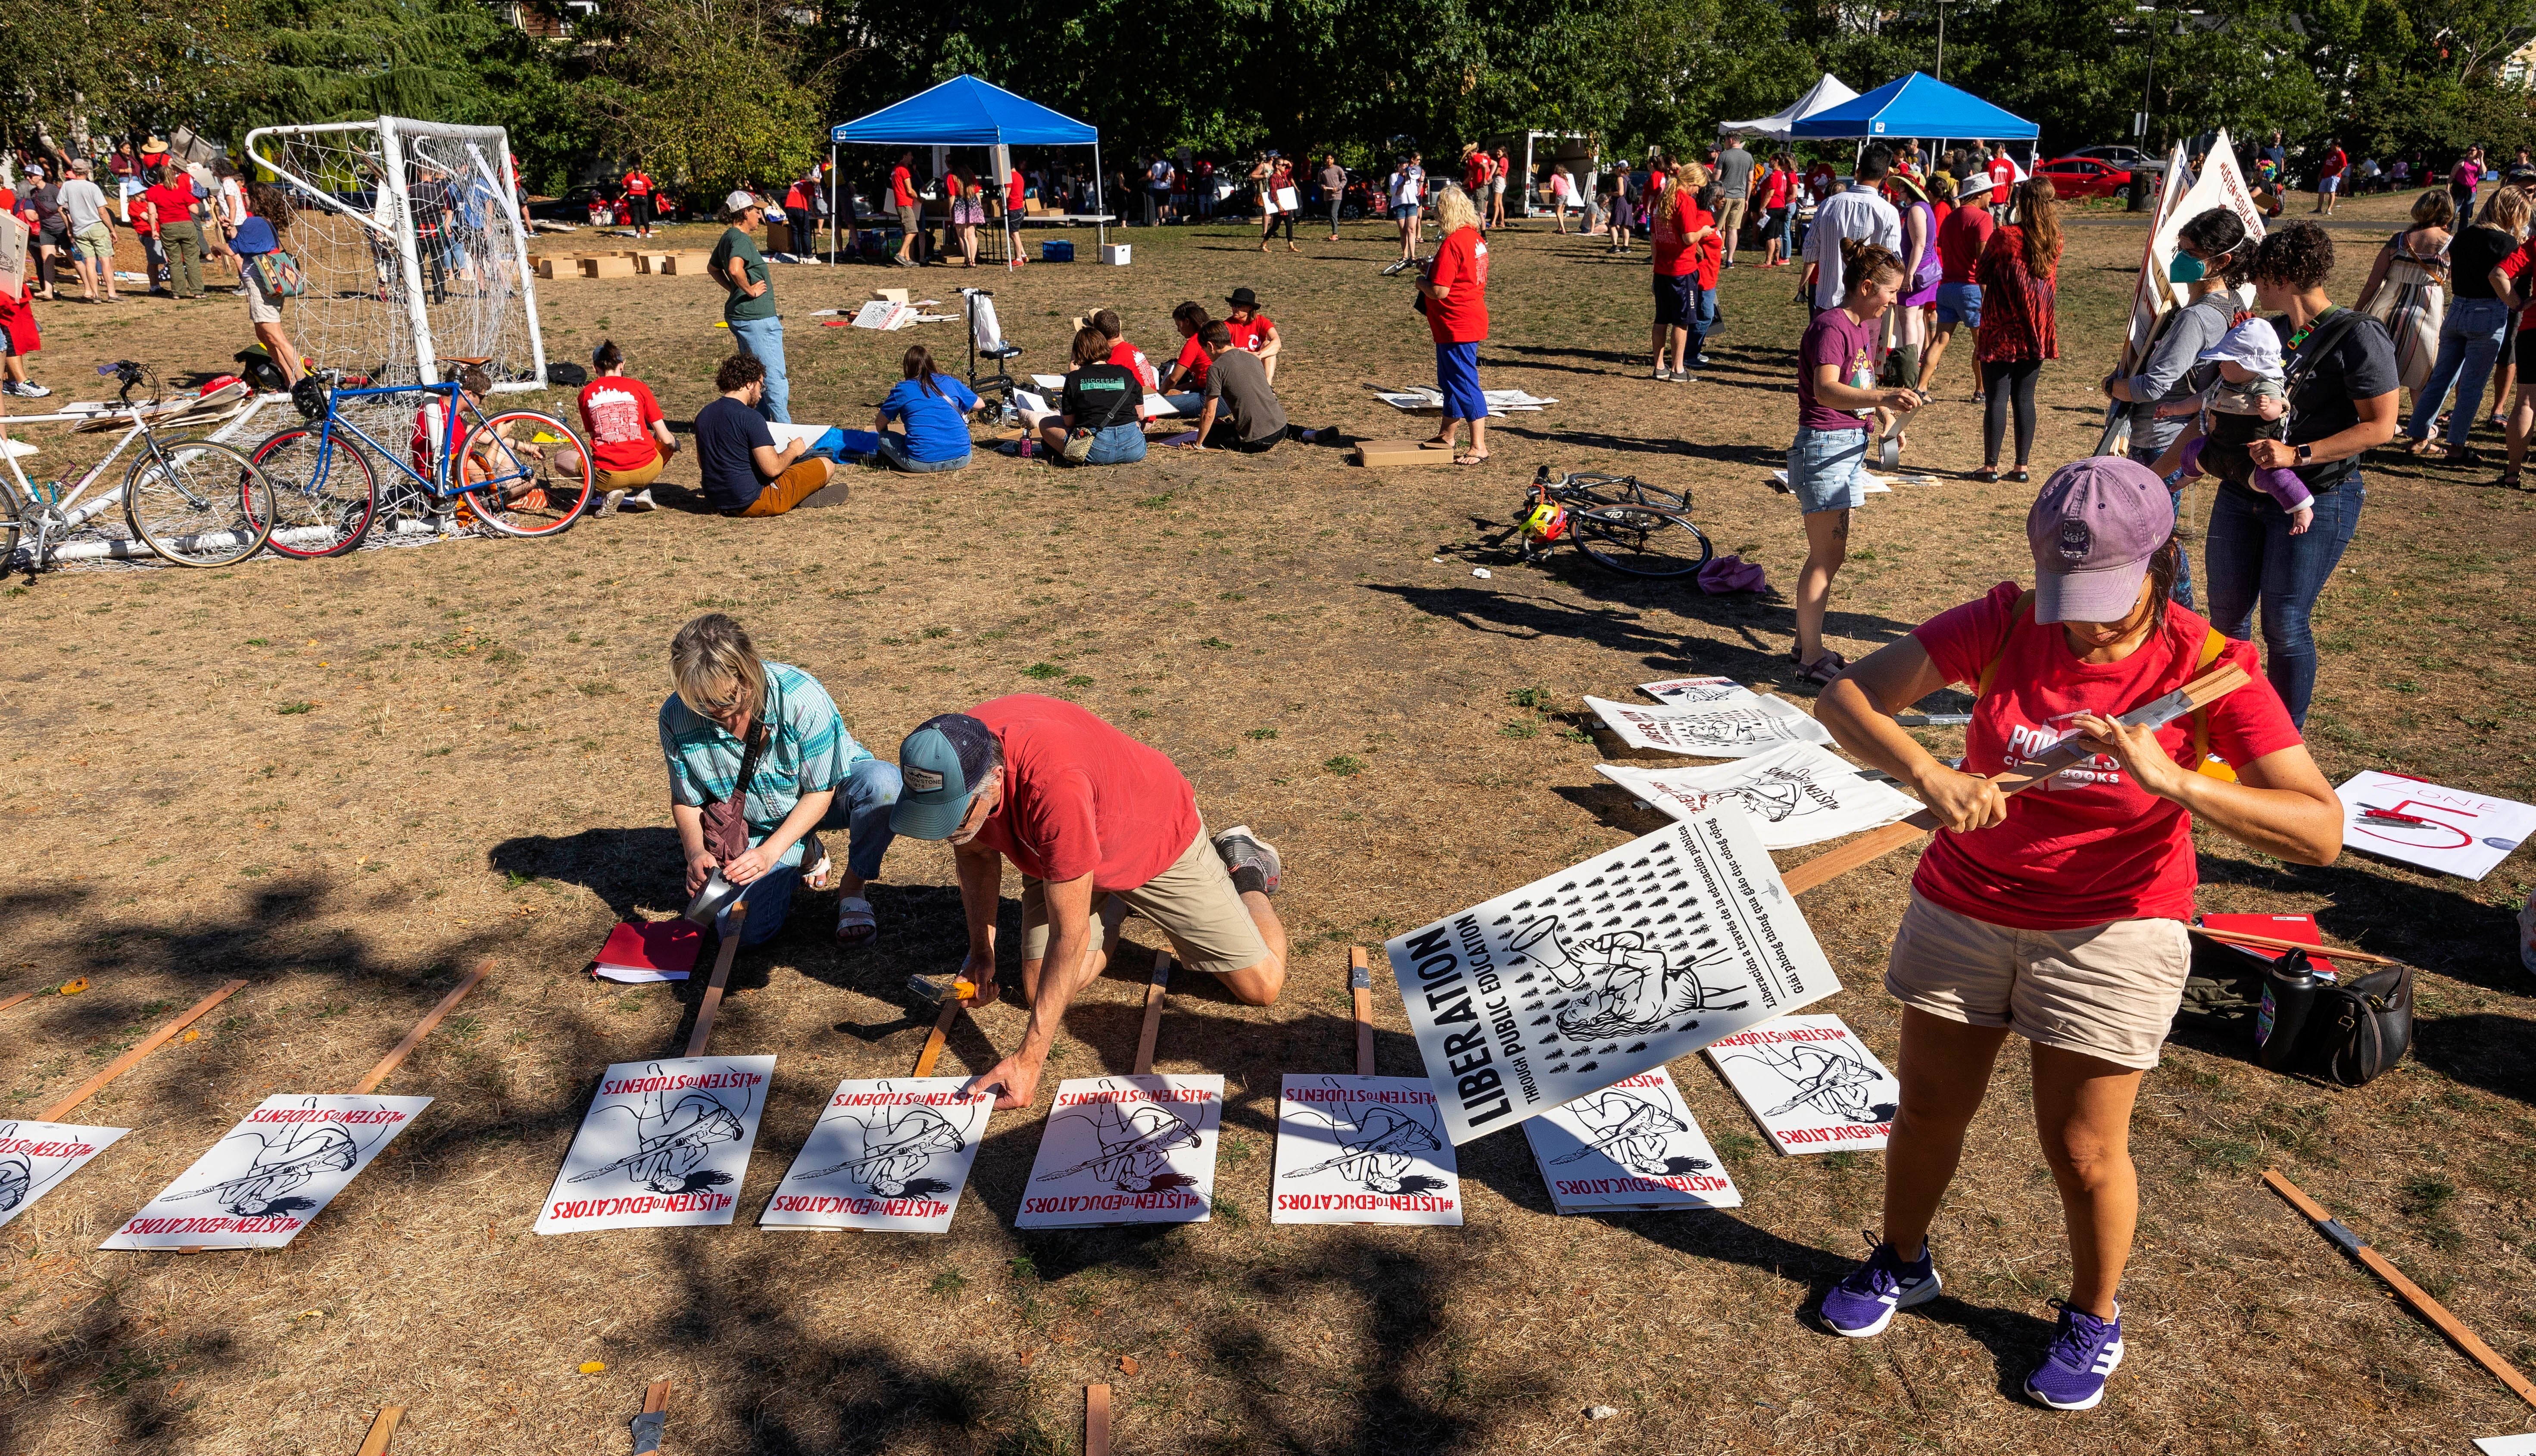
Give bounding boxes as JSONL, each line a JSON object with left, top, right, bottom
{"left": 101, "top": 1096, "right": 430, "bottom": 1250}
{"left": 1585, "top": 694, "right": 1833, "bottom": 758}
{"left": 1521, "top": 1068, "right": 1741, "bottom": 1212}
{"left": 536, "top": 1056, "right": 775, "bottom": 1234}
{"left": 1596, "top": 741, "right": 1921, "bottom": 850}
{"left": 1705, "top": 1014, "right": 1899, "bottom": 1154}
{"left": 1638, "top": 676, "right": 1762, "bottom": 708}
{"left": 1270, "top": 1076, "right": 1463, "bottom": 1225}
{"left": 1387, "top": 812, "right": 1840, "bottom": 1145}
{"left": 0, "top": 1120, "right": 130, "bottom": 1230}
{"left": 760, "top": 1078, "right": 987, "bottom": 1233}
{"left": 1015, "top": 1076, "right": 1220, "bottom": 1228}
{"left": 2335, "top": 770, "right": 2536, "bottom": 882}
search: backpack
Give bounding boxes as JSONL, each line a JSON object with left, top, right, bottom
{"left": 1975, "top": 589, "right": 2240, "bottom": 783}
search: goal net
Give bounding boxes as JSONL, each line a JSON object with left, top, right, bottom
{"left": 243, "top": 117, "right": 549, "bottom": 406}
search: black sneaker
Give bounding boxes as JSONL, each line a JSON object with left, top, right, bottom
{"left": 1212, "top": 824, "right": 1282, "bottom": 896}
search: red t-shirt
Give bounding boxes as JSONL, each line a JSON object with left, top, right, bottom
{"left": 1910, "top": 582, "right": 2303, "bottom": 930}
{"left": 1223, "top": 314, "right": 1273, "bottom": 354}
{"left": 1105, "top": 338, "right": 1157, "bottom": 390}
{"left": 623, "top": 171, "right": 653, "bottom": 196}
{"left": 2498, "top": 241, "right": 2536, "bottom": 325}
{"left": 892, "top": 165, "right": 915, "bottom": 207}
{"left": 1987, "top": 156, "right": 2016, "bottom": 191}
{"left": 2323, "top": 149, "right": 2347, "bottom": 179}
{"left": 142, "top": 182, "right": 194, "bottom": 233}
{"left": 1172, "top": 334, "right": 1210, "bottom": 389}
{"left": 1650, "top": 198, "right": 1697, "bottom": 277}
{"left": 1690, "top": 208, "right": 1722, "bottom": 287}
{"left": 967, "top": 694, "right": 1200, "bottom": 890}
{"left": 1936, "top": 203, "right": 1994, "bottom": 284}
{"left": 1764, "top": 168, "right": 1791, "bottom": 208}
{"left": 1008, "top": 168, "right": 1026, "bottom": 210}
{"left": 1426, "top": 228, "right": 1489, "bottom": 343}
{"left": 577, "top": 377, "right": 664, "bottom": 475}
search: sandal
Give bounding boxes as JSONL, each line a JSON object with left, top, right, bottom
{"left": 2492, "top": 470, "right": 2524, "bottom": 489}
{"left": 1792, "top": 650, "right": 1848, "bottom": 688}
{"left": 834, "top": 895, "right": 878, "bottom": 948}
{"left": 1453, "top": 452, "right": 1491, "bottom": 466}
{"left": 1419, "top": 437, "right": 1457, "bottom": 450}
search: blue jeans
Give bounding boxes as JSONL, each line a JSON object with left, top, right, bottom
{"left": 725, "top": 315, "right": 791, "bottom": 424}
{"left": 2202, "top": 474, "right": 2364, "bottom": 730}
{"left": 1687, "top": 284, "right": 1720, "bottom": 355}
{"left": 716, "top": 758, "right": 902, "bottom": 947}
{"left": 874, "top": 433, "right": 969, "bottom": 472}
{"left": 2132, "top": 454, "right": 2197, "bottom": 610}
{"left": 1081, "top": 421, "right": 1146, "bottom": 464}
{"left": 2408, "top": 296, "right": 2509, "bottom": 449}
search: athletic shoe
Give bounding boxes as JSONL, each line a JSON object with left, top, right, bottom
{"left": 1694, "top": 354, "right": 1713, "bottom": 368}
{"left": 2024, "top": 1300, "right": 2124, "bottom": 1410}
{"left": 621, "top": 488, "right": 656, "bottom": 512}
{"left": 596, "top": 488, "right": 625, "bottom": 518}
{"left": 1212, "top": 824, "right": 1282, "bottom": 896}
{"left": 1818, "top": 1232, "right": 1941, "bottom": 1337}
{"left": 1665, "top": 371, "right": 1688, "bottom": 384}
{"left": 1651, "top": 366, "right": 1672, "bottom": 381}
{"left": 1, "top": 380, "right": 50, "bottom": 398}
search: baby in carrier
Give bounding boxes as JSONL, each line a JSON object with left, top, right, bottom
{"left": 2168, "top": 317, "right": 2315, "bottom": 534}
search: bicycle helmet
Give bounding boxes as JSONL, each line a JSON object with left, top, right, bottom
{"left": 291, "top": 375, "right": 330, "bottom": 421}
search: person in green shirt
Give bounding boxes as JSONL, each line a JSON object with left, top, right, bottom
{"left": 710, "top": 190, "right": 790, "bottom": 423}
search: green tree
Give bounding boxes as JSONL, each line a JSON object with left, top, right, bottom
{"left": 581, "top": 0, "right": 827, "bottom": 196}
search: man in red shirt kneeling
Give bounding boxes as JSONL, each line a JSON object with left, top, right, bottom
{"left": 892, "top": 697, "right": 1289, "bottom": 1109}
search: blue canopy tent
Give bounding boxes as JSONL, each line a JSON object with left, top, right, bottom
{"left": 829, "top": 76, "right": 1110, "bottom": 255}
{"left": 1789, "top": 72, "right": 2039, "bottom": 172}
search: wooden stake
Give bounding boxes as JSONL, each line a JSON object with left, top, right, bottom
{"left": 1084, "top": 1383, "right": 1112, "bottom": 1456}
{"left": 353, "top": 1406, "right": 404, "bottom": 1456}
{"left": 1784, "top": 661, "right": 2252, "bottom": 897}
{"left": 38, "top": 980, "right": 247, "bottom": 1123}
{"left": 911, "top": 996, "right": 961, "bottom": 1077}
{"left": 1132, "top": 949, "right": 1170, "bottom": 1076}
{"left": 0, "top": 990, "right": 34, "bottom": 1016}
{"left": 1350, "top": 946, "right": 1376, "bottom": 1076}
{"left": 684, "top": 901, "right": 746, "bottom": 1059}
{"left": 348, "top": 960, "right": 491, "bottom": 1095}
{"left": 2192, "top": 926, "right": 2397, "bottom": 967}
{"left": 2265, "top": 1169, "right": 2536, "bottom": 1408}
{"left": 631, "top": 1378, "right": 672, "bottom": 1455}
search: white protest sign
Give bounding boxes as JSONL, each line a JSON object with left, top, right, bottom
{"left": 1705, "top": 1014, "right": 1899, "bottom": 1154}
{"left": 1015, "top": 1076, "right": 1220, "bottom": 1228}
{"left": 1270, "top": 1076, "right": 1462, "bottom": 1226}
{"left": 1597, "top": 741, "right": 1921, "bottom": 850}
{"left": 535, "top": 1056, "right": 775, "bottom": 1234}
{"left": 0, "top": 1120, "right": 129, "bottom": 1230}
{"left": 1386, "top": 812, "right": 1840, "bottom": 1145}
{"left": 1639, "top": 676, "right": 1762, "bottom": 708}
{"left": 760, "top": 1077, "right": 986, "bottom": 1234}
{"left": 1585, "top": 694, "right": 1832, "bottom": 758}
{"left": 1521, "top": 1068, "right": 1741, "bottom": 1212}
{"left": 101, "top": 1095, "right": 430, "bottom": 1250}
{"left": 2336, "top": 770, "right": 2536, "bottom": 882}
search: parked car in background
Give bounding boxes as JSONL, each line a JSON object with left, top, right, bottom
{"left": 2065, "top": 144, "right": 2168, "bottom": 178}
{"left": 2035, "top": 155, "right": 2135, "bottom": 199}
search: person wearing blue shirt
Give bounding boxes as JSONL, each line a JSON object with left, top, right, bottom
{"left": 872, "top": 344, "right": 980, "bottom": 472}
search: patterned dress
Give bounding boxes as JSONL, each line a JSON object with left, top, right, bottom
{"left": 1975, "top": 224, "right": 2059, "bottom": 362}
{"left": 2363, "top": 227, "right": 2448, "bottom": 393}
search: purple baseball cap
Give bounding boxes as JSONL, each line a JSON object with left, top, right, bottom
{"left": 2026, "top": 457, "right": 2175, "bottom": 624}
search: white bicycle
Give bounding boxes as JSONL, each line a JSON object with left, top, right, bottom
{"left": 0, "top": 361, "right": 278, "bottom": 574}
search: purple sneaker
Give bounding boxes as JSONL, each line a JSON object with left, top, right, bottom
{"left": 1817, "top": 1232, "right": 1940, "bottom": 1337}
{"left": 2024, "top": 1299, "right": 2124, "bottom": 1410}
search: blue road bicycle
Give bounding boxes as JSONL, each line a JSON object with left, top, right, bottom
{"left": 246, "top": 371, "right": 595, "bottom": 557}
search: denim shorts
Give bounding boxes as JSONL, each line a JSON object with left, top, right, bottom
{"left": 1080, "top": 420, "right": 1146, "bottom": 465}
{"left": 1935, "top": 281, "right": 1982, "bottom": 329}
{"left": 1787, "top": 426, "right": 1871, "bottom": 514}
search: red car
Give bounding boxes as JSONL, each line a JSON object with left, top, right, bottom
{"left": 2035, "top": 155, "right": 2134, "bottom": 199}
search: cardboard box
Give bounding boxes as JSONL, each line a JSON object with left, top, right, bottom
{"left": 635, "top": 254, "right": 670, "bottom": 274}
{"left": 578, "top": 256, "right": 638, "bottom": 278}
{"left": 1025, "top": 200, "right": 1049, "bottom": 216}
{"left": 870, "top": 287, "right": 910, "bottom": 305}
{"left": 659, "top": 253, "right": 711, "bottom": 275}
{"left": 533, "top": 258, "right": 561, "bottom": 280}
{"left": 1352, "top": 439, "right": 1457, "bottom": 468}
{"left": 1099, "top": 243, "right": 1131, "bottom": 266}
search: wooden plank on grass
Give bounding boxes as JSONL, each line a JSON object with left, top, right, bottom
{"left": 911, "top": 997, "right": 961, "bottom": 1077}
{"left": 684, "top": 902, "right": 746, "bottom": 1058}
{"left": 1132, "top": 950, "right": 1170, "bottom": 1076}
{"left": 39, "top": 980, "right": 248, "bottom": 1122}
{"left": 353, "top": 1406, "right": 403, "bottom": 1455}
{"left": 0, "top": 990, "right": 33, "bottom": 1016}
{"left": 348, "top": 959, "right": 491, "bottom": 1094}
{"left": 1084, "top": 1384, "right": 1111, "bottom": 1456}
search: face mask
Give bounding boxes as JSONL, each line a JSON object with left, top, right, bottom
{"left": 2168, "top": 253, "right": 2207, "bottom": 283}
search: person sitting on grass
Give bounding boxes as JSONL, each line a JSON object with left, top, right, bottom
{"left": 1184, "top": 321, "right": 1330, "bottom": 454}
{"left": 1030, "top": 326, "right": 1145, "bottom": 465}
{"left": 1159, "top": 301, "right": 1212, "bottom": 415}
{"left": 576, "top": 339, "right": 676, "bottom": 516}
{"left": 871, "top": 343, "right": 980, "bottom": 474}
{"left": 695, "top": 353, "right": 837, "bottom": 517}
{"left": 1090, "top": 308, "right": 1159, "bottom": 389}
{"left": 1223, "top": 287, "right": 1283, "bottom": 382}
{"left": 412, "top": 365, "right": 552, "bottom": 512}
{"left": 661, "top": 611, "right": 901, "bottom": 949}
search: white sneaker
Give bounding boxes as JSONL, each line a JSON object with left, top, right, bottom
{"left": 621, "top": 488, "right": 656, "bottom": 511}
{"left": 2, "top": 380, "right": 48, "bottom": 398}
{"left": 596, "top": 489, "right": 625, "bottom": 518}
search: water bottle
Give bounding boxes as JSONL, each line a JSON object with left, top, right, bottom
{"left": 2255, "top": 947, "right": 2321, "bottom": 1073}
{"left": 1017, "top": 433, "right": 1033, "bottom": 459}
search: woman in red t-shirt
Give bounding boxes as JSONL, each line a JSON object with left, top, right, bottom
{"left": 1418, "top": 186, "right": 1491, "bottom": 464}
{"left": 1974, "top": 177, "right": 2062, "bottom": 482}
{"left": 574, "top": 339, "right": 676, "bottom": 513}
{"left": 1811, "top": 457, "right": 2340, "bottom": 1407}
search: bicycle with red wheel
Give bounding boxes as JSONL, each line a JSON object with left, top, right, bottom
{"left": 246, "top": 366, "right": 595, "bottom": 557}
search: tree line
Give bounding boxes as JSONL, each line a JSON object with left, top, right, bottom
{"left": 2, "top": 0, "right": 2531, "bottom": 196}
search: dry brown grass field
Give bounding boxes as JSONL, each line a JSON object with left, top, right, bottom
{"left": 0, "top": 188, "right": 2530, "bottom": 1455}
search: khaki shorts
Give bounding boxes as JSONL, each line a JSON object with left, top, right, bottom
{"left": 1719, "top": 196, "right": 1750, "bottom": 239}
{"left": 1020, "top": 820, "right": 1271, "bottom": 976}
{"left": 244, "top": 269, "right": 284, "bottom": 325}
{"left": 1884, "top": 891, "right": 2192, "bottom": 1071}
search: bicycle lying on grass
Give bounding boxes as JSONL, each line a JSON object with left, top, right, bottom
{"left": 1505, "top": 467, "right": 1714, "bottom": 578}
{"left": 247, "top": 363, "right": 595, "bottom": 558}
{"left": 0, "top": 361, "right": 278, "bottom": 574}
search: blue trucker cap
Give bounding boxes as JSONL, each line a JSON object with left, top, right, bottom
{"left": 889, "top": 713, "right": 1002, "bottom": 839}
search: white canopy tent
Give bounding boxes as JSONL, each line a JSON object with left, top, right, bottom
{"left": 1720, "top": 75, "right": 1859, "bottom": 142}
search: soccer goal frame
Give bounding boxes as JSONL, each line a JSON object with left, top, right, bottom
{"left": 244, "top": 115, "right": 550, "bottom": 392}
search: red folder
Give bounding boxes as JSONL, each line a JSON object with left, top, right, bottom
{"left": 593, "top": 920, "right": 703, "bottom": 983}
{"left": 2195, "top": 913, "right": 2338, "bottom": 980}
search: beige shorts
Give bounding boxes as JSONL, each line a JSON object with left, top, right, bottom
{"left": 1884, "top": 891, "right": 2192, "bottom": 1071}
{"left": 244, "top": 270, "right": 283, "bottom": 325}
{"left": 1020, "top": 820, "right": 1270, "bottom": 976}
{"left": 1719, "top": 196, "right": 1750, "bottom": 237}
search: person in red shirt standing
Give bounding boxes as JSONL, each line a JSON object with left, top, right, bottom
{"left": 574, "top": 339, "right": 676, "bottom": 514}
{"left": 1811, "top": 457, "right": 2341, "bottom": 1410}
{"left": 2314, "top": 140, "right": 2349, "bottom": 217}
{"left": 0, "top": 176, "right": 45, "bottom": 398}
{"left": 1647, "top": 165, "right": 1714, "bottom": 381}
{"left": 890, "top": 150, "right": 921, "bottom": 268}
{"left": 1004, "top": 160, "right": 1027, "bottom": 265}
{"left": 1419, "top": 185, "right": 1492, "bottom": 463}
{"left": 1462, "top": 144, "right": 1493, "bottom": 229}
{"left": 143, "top": 165, "right": 206, "bottom": 299}
{"left": 622, "top": 165, "right": 656, "bottom": 238}
{"left": 890, "top": 698, "right": 1291, "bottom": 1110}
{"left": 1986, "top": 145, "right": 2018, "bottom": 222}
{"left": 1920, "top": 174, "right": 1996, "bottom": 399}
